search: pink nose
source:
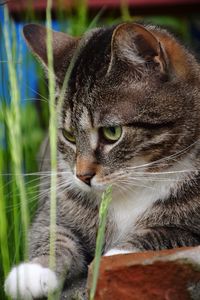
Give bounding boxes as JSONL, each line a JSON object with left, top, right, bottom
{"left": 77, "top": 172, "right": 95, "bottom": 186}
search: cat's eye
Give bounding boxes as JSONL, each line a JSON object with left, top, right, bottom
{"left": 102, "top": 126, "right": 122, "bottom": 142}
{"left": 62, "top": 129, "right": 76, "bottom": 144}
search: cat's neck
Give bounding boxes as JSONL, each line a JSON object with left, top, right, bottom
{"left": 109, "top": 152, "right": 198, "bottom": 241}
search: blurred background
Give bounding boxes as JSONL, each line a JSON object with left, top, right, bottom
{"left": 0, "top": 0, "right": 200, "bottom": 298}
{"left": 2, "top": 0, "right": 200, "bottom": 107}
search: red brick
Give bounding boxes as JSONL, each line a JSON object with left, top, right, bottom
{"left": 88, "top": 247, "right": 200, "bottom": 300}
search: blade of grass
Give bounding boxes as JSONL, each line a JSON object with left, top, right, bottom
{"left": 11, "top": 171, "right": 20, "bottom": 264}
{"left": 89, "top": 185, "right": 112, "bottom": 300}
{"left": 87, "top": 6, "right": 106, "bottom": 31}
{"left": 3, "top": 6, "right": 29, "bottom": 259}
{"left": 0, "top": 147, "right": 10, "bottom": 278}
{"left": 68, "top": 0, "right": 88, "bottom": 36}
{"left": 120, "top": 0, "right": 132, "bottom": 22}
{"left": 46, "top": 0, "right": 57, "bottom": 275}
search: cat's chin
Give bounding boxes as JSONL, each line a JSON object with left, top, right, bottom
{"left": 74, "top": 179, "right": 92, "bottom": 192}
{"left": 91, "top": 181, "right": 111, "bottom": 197}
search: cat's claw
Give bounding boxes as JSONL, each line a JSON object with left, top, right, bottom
{"left": 4, "top": 263, "right": 58, "bottom": 299}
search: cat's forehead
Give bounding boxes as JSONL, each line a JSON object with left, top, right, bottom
{"left": 63, "top": 103, "right": 123, "bottom": 130}
{"left": 64, "top": 105, "right": 131, "bottom": 131}
{"left": 72, "top": 83, "right": 148, "bottom": 125}
{"left": 65, "top": 71, "right": 152, "bottom": 126}
{"left": 63, "top": 78, "right": 180, "bottom": 129}
{"left": 63, "top": 107, "right": 96, "bottom": 130}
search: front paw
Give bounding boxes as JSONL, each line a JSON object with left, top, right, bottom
{"left": 4, "top": 263, "right": 59, "bottom": 299}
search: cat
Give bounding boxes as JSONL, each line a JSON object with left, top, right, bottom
{"left": 4, "top": 21, "right": 200, "bottom": 299}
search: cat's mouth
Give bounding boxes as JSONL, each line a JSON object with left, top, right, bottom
{"left": 74, "top": 174, "right": 109, "bottom": 193}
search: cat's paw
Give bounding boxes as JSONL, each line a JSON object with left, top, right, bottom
{"left": 104, "top": 248, "right": 133, "bottom": 256}
{"left": 4, "top": 263, "right": 59, "bottom": 299}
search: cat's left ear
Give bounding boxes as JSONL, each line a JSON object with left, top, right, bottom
{"left": 108, "top": 23, "right": 168, "bottom": 75}
{"left": 23, "top": 24, "right": 79, "bottom": 81}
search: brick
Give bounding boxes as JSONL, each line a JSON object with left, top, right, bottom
{"left": 87, "top": 246, "right": 200, "bottom": 300}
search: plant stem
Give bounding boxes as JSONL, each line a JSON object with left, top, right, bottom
{"left": 0, "top": 149, "right": 10, "bottom": 278}
{"left": 89, "top": 185, "right": 112, "bottom": 300}
{"left": 46, "top": 0, "right": 57, "bottom": 273}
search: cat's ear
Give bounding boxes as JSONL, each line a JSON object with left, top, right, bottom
{"left": 109, "top": 23, "right": 168, "bottom": 75}
{"left": 23, "top": 24, "right": 79, "bottom": 80}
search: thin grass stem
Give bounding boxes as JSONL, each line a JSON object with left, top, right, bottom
{"left": 0, "top": 149, "right": 10, "bottom": 278}
{"left": 89, "top": 185, "right": 112, "bottom": 300}
{"left": 46, "top": 3, "right": 57, "bottom": 299}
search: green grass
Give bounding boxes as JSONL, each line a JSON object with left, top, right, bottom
{"left": 4, "top": 6, "right": 29, "bottom": 256}
{"left": 0, "top": 148, "right": 10, "bottom": 278}
{"left": 46, "top": 0, "right": 57, "bottom": 275}
{"left": 1, "top": 7, "right": 29, "bottom": 285}
{"left": 89, "top": 186, "right": 113, "bottom": 300}
{"left": 0, "top": 1, "right": 195, "bottom": 299}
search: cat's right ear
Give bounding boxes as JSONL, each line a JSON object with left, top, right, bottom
{"left": 108, "top": 23, "right": 168, "bottom": 76}
{"left": 23, "top": 24, "right": 79, "bottom": 81}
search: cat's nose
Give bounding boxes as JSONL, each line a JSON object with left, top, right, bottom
{"left": 76, "top": 156, "right": 98, "bottom": 186}
{"left": 77, "top": 172, "right": 95, "bottom": 186}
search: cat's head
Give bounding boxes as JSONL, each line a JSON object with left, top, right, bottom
{"left": 23, "top": 23, "right": 200, "bottom": 196}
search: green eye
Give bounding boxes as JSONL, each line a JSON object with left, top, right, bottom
{"left": 62, "top": 129, "right": 76, "bottom": 144}
{"left": 102, "top": 126, "right": 122, "bottom": 142}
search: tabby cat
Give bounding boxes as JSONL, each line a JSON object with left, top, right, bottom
{"left": 4, "top": 22, "right": 200, "bottom": 299}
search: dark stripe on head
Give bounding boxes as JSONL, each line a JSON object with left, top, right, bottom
{"left": 68, "top": 26, "right": 116, "bottom": 103}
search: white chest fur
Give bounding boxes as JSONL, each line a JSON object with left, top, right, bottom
{"left": 109, "top": 153, "right": 196, "bottom": 242}
{"left": 109, "top": 172, "right": 184, "bottom": 242}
